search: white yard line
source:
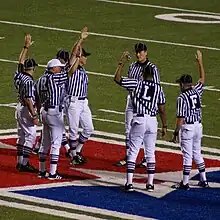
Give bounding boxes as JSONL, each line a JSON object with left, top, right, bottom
{"left": 0, "top": 58, "right": 220, "bottom": 92}
{"left": 0, "top": 199, "right": 105, "bottom": 220}
{"left": 0, "top": 20, "right": 220, "bottom": 51}
{"left": 0, "top": 192, "right": 154, "bottom": 220}
{"left": 96, "top": 109, "right": 220, "bottom": 140}
{"left": 97, "top": 0, "right": 220, "bottom": 16}
{"left": 0, "top": 127, "right": 220, "bottom": 155}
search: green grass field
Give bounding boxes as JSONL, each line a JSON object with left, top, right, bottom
{"left": 0, "top": 0, "right": 220, "bottom": 149}
{"left": 0, "top": 1, "right": 220, "bottom": 219}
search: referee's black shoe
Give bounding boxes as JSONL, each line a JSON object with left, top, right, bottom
{"left": 171, "top": 181, "right": 190, "bottom": 190}
{"left": 198, "top": 181, "right": 209, "bottom": 188}
{"left": 123, "top": 183, "right": 134, "bottom": 192}
{"left": 114, "top": 157, "right": 127, "bottom": 166}
{"left": 19, "top": 163, "right": 38, "bottom": 173}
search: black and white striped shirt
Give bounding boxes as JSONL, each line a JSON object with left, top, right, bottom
{"left": 35, "top": 64, "right": 69, "bottom": 106}
{"left": 67, "top": 66, "right": 88, "bottom": 98}
{"left": 128, "top": 60, "right": 160, "bottom": 83}
{"left": 34, "top": 77, "right": 48, "bottom": 106}
{"left": 176, "top": 82, "right": 203, "bottom": 124}
{"left": 120, "top": 78, "right": 165, "bottom": 116}
{"left": 39, "top": 71, "right": 68, "bottom": 107}
{"left": 14, "top": 70, "right": 35, "bottom": 106}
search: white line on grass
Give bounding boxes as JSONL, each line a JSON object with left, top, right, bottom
{"left": 0, "top": 37, "right": 4, "bottom": 40}
{"left": 0, "top": 20, "right": 220, "bottom": 51}
{"left": 0, "top": 199, "right": 105, "bottom": 220}
{"left": 0, "top": 192, "right": 153, "bottom": 220}
{"left": 0, "top": 127, "right": 220, "bottom": 155}
{"left": 0, "top": 58, "right": 220, "bottom": 92}
{"left": 97, "top": 0, "right": 220, "bottom": 16}
{"left": 97, "top": 109, "right": 220, "bottom": 140}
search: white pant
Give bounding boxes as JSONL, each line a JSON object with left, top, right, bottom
{"left": 39, "top": 107, "right": 64, "bottom": 155}
{"left": 15, "top": 103, "right": 36, "bottom": 148}
{"left": 65, "top": 97, "right": 94, "bottom": 141}
{"left": 125, "top": 94, "right": 133, "bottom": 140}
{"left": 180, "top": 122, "right": 204, "bottom": 166}
{"left": 128, "top": 114, "right": 158, "bottom": 163}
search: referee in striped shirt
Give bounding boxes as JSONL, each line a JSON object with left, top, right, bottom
{"left": 14, "top": 34, "right": 38, "bottom": 172}
{"left": 115, "top": 43, "right": 161, "bottom": 167}
{"left": 114, "top": 51, "right": 167, "bottom": 192}
{"left": 65, "top": 46, "right": 94, "bottom": 166}
{"left": 37, "top": 58, "right": 70, "bottom": 179}
{"left": 172, "top": 50, "right": 208, "bottom": 190}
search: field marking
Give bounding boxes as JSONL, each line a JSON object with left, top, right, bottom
{"left": 0, "top": 37, "right": 4, "bottom": 40}
{"left": 0, "top": 20, "right": 220, "bottom": 51}
{"left": 0, "top": 58, "right": 220, "bottom": 92}
{"left": 0, "top": 126, "right": 220, "bottom": 156}
{"left": 0, "top": 199, "right": 105, "bottom": 220}
{"left": 0, "top": 192, "right": 152, "bottom": 220}
{"left": 97, "top": 0, "right": 220, "bottom": 16}
{"left": 155, "top": 13, "right": 220, "bottom": 24}
{"left": 97, "top": 109, "right": 220, "bottom": 140}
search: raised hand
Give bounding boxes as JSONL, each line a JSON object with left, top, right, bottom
{"left": 119, "top": 51, "right": 131, "bottom": 65}
{"left": 195, "top": 50, "right": 203, "bottom": 63}
{"left": 24, "top": 34, "right": 32, "bottom": 48}
{"left": 80, "top": 26, "right": 89, "bottom": 40}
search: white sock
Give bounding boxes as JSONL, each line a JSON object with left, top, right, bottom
{"left": 183, "top": 175, "right": 189, "bottom": 185}
{"left": 17, "top": 156, "right": 23, "bottom": 164}
{"left": 50, "top": 164, "right": 57, "bottom": 175}
{"left": 39, "top": 162, "right": 46, "bottom": 172}
{"left": 22, "top": 158, "right": 28, "bottom": 166}
{"left": 64, "top": 144, "right": 70, "bottom": 152}
{"left": 200, "top": 172, "right": 207, "bottom": 182}
{"left": 147, "top": 174, "right": 154, "bottom": 185}
{"left": 126, "top": 173, "right": 133, "bottom": 185}
{"left": 76, "top": 143, "right": 83, "bottom": 153}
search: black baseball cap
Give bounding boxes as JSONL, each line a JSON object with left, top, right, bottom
{"left": 81, "top": 48, "right": 91, "bottom": 57}
{"left": 56, "top": 50, "right": 70, "bottom": 63}
{"left": 135, "top": 43, "right": 147, "bottom": 53}
{"left": 24, "top": 58, "right": 38, "bottom": 69}
{"left": 176, "top": 74, "right": 192, "bottom": 84}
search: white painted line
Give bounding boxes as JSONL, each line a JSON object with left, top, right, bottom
{"left": 0, "top": 20, "right": 220, "bottom": 51}
{"left": 0, "top": 126, "right": 220, "bottom": 155}
{"left": 93, "top": 117, "right": 124, "bottom": 124}
{"left": 96, "top": 110, "right": 220, "bottom": 140}
{"left": 0, "top": 199, "right": 105, "bottom": 220}
{"left": 0, "top": 58, "right": 220, "bottom": 92}
{"left": 0, "top": 192, "right": 154, "bottom": 220}
{"left": 97, "top": 0, "right": 220, "bottom": 16}
{"left": 0, "top": 37, "right": 4, "bottom": 40}
{"left": 98, "top": 109, "right": 125, "bottom": 115}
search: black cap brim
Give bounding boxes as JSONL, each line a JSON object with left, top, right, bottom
{"left": 82, "top": 48, "right": 91, "bottom": 57}
{"left": 83, "top": 52, "right": 91, "bottom": 57}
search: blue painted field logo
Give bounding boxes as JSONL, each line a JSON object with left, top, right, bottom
{"left": 155, "top": 13, "right": 220, "bottom": 24}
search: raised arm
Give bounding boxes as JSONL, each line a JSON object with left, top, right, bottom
{"left": 114, "top": 51, "right": 130, "bottom": 84}
{"left": 68, "top": 57, "right": 80, "bottom": 76}
{"left": 195, "top": 50, "right": 205, "bottom": 84}
{"left": 18, "top": 34, "right": 32, "bottom": 72}
{"left": 69, "top": 26, "right": 89, "bottom": 66}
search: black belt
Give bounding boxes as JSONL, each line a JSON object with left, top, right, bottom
{"left": 136, "top": 113, "right": 156, "bottom": 117}
{"left": 78, "top": 97, "right": 87, "bottom": 100}
{"left": 44, "top": 106, "right": 63, "bottom": 112}
{"left": 69, "top": 96, "right": 87, "bottom": 101}
{"left": 185, "top": 120, "right": 201, "bottom": 124}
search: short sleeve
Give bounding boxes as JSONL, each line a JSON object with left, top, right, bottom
{"left": 176, "top": 96, "right": 185, "bottom": 118}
